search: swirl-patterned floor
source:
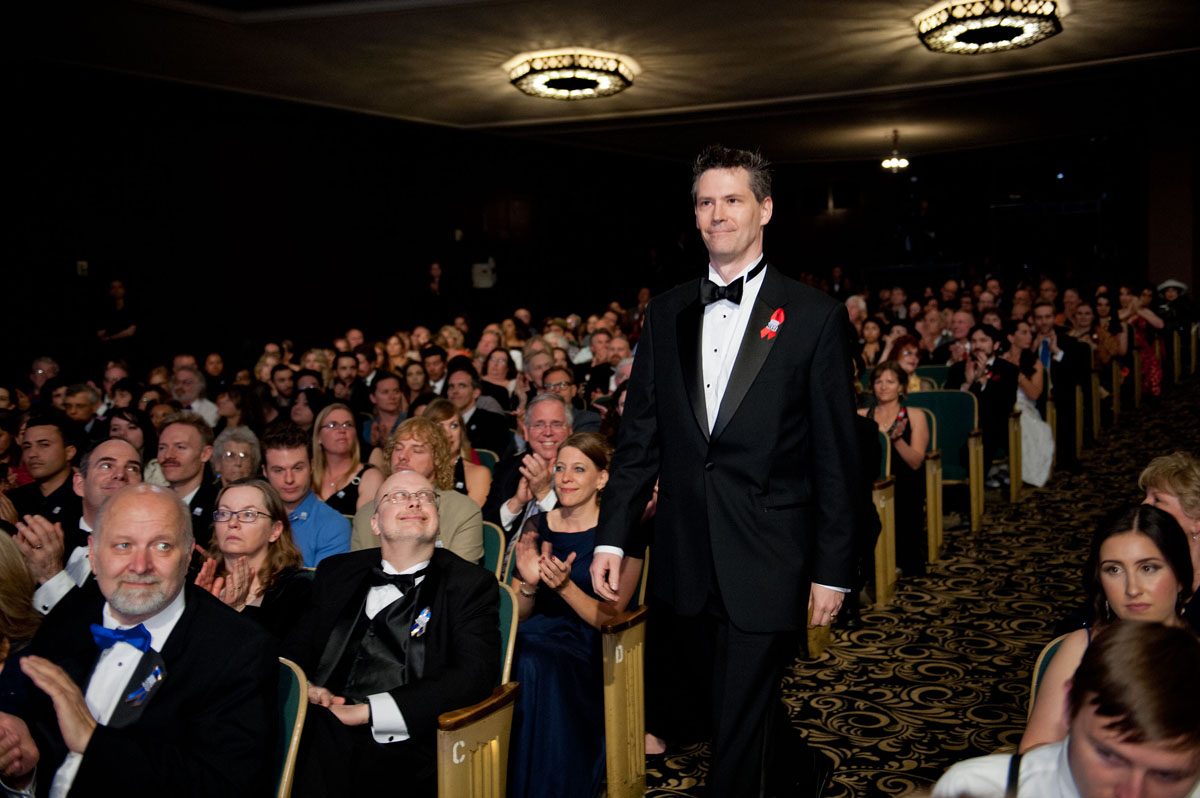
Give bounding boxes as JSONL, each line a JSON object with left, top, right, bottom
{"left": 646, "top": 377, "right": 1199, "bottom": 797}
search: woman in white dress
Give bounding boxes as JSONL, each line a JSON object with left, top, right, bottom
{"left": 1000, "top": 319, "right": 1053, "bottom": 487}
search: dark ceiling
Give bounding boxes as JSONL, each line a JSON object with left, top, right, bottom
{"left": 11, "top": 0, "right": 1200, "bottom": 163}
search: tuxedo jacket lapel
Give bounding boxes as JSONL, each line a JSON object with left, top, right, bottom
{"left": 676, "top": 288, "right": 709, "bottom": 442}
{"left": 314, "top": 570, "right": 373, "bottom": 686}
{"left": 711, "top": 267, "right": 788, "bottom": 442}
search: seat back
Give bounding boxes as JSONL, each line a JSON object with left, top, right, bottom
{"left": 497, "top": 582, "right": 518, "bottom": 685}
{"left": 481, "top": 522, "right": 505, "bottom": 580}
{"left": 877, "top": 430, "right": 892, "bottom": 480}
{"left": 904, "top": 391, "right": 979, "bottom": 482}
{"left": 915, "top": 365, "right": 950, "bottom": 388}
{"left": 602, "top": 554, "right": 651, "bottom": 798}
{"left": 1027, "top": 633, "right": 1070, "bottom": 719}
{"left": 474, "top": 448, "right": 499, "bottom": 474}
{"left": 276, "top": 658, "right": 308, "bottom": 798}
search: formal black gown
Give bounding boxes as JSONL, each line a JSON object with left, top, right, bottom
{"left": 508, "top": 515, "right": 605, "bottom": 798}
{"left": 869, "top": 404, "right": 927, "bottom": 576}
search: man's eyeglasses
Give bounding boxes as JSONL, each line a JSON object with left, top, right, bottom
{"left": 529, "top": 421, "right": 567, "bottom": 432}
{"left": 380, "top": 490, "right": 438, "bottom": 506}
{"left": 321, "top": 421, "right": 355, "bottom": 431}
{"left": 544, "top": 381, "right": 572, "bottom": 391}
{"left": 213, "top": 509, "right": 271, "bottom": 523}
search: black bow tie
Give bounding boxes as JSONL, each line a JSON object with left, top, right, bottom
{"left": 370, "top": 566, "right": 427, "bottom": 592}
{"left": 700, "top": 260, "right": 767, "bottom": 306}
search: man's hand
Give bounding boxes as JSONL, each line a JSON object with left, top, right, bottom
{"left": 0, "top": 712, "right": 39, "bottom": 788}
{"left": 20, "top": 657, "right": 96, "bottom": 754}
{"left": 519, "top": 453, "right": 553, "bottom": 501}
{"left": 590, "top": 552, "right": 622, "bottom": 602}
{"left": 329, "top": 703, "right": 370, "bottom": 727}
{"left": 506, "top": 477, "right": 534, "bottom": 515}
{"left": 14, "top": 516, "right": 67, "bottom": 586}
{"left": 307, "top": 685, "right": 346, "bottom": 708}
{"left": 807, "top": 584, "right": 844, "bottom": 629}
{"left": 0, "top": 493, "right": 17, "bottom": 526}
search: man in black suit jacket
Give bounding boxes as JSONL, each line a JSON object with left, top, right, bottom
{"left": 482, "top": 394, "right": 573, "bottom": 536}
{"left": 592, "top": 146, "right": 859, "bottom": 796}
{"left": 446, "top": 364, "right": 511, "bottom": 456}
{"left": 1032, "top": 300, "right": 1088, "bottom": 470}
{"left": 0, "top": 483, "right": 276, "bottom": 797}
{"left": 944, "top": 324, "right": 1019, "bottom": 472}
{"left": 283, "top": 469, "right": 499, "bottom": 797}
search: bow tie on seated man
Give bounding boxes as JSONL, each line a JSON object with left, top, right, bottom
{"left": 282, "top": 469, "right": 500, "bottom": 798}
{"left": 0, "top": 483, "right": 278, "bottom": 798}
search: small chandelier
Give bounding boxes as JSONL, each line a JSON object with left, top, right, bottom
{"left": 882, "top": 130, "right": 909, "bottom": 173}
{"left": 913, "top": 0, "right": 1070, "bottom": 55}
{"left": 505, "top": 48, "right": 636, "bottom": 101}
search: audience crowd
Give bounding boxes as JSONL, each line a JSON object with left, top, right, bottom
{"left": 0, "top": 267, "right": 1196, "bottom": 797}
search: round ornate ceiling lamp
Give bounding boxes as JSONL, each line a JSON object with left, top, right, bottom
{"left": 913, "top": 0, "right": 1070, "bottom": 55}
{"left": 505, "top": 49, "right": 637, "bottom": 100}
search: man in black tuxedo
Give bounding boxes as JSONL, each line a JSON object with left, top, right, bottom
{"left": 944, "top": 324, "right": 1019, "bottom": 474}
{"left": 17, "top": 438, "right": 144, "bottom": 615}
{"left": 283, "top": 469, "right": 499, "bottom": 797}
{"left": 591, "top": 145, "right": 859, "bottom": 796}
{"left": 0, "top": 483, "right": 276, "bottom": 797}
{"left": 1032, "top": 299, "right": 1087, "bottom": 471}
{"left": 445, "top": 364, "right": 511, "bottom": 456}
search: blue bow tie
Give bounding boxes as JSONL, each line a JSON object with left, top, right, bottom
{"left": 90, "top": 623, "right": 152, "bottom": 653}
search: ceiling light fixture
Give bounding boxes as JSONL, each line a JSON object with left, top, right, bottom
{"left": 504, "top": 48, "right": 637, "bottom": 101}
{"left": 913, "top": 0, "right": 1070, "bottom": 55}
{"left": 882, "top": 130, "right": 909, "bottom": 173}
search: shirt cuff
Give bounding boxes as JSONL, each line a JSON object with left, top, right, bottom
{"left": 33, "top": 570, "right": 76, "bottom": 615}
{"left": 499, "top": 502, "right": 519, "bottom": 529}
{"left": 0, "top": 768, "right": 37, "bottom": 797}
{"left": 536, "top": 492, "right": 557, "bottom": 512}
{"left": 367, "top": 694, "right": 410, "bottom": 744}
{"left": 814, "top": 583, "right": 851, "bottom": 593}
{"left": 1052, "top": 349, "right": 1064, "bottom": 362}
{"left": 594, "top": 545, "right": 625, "bottom": 558}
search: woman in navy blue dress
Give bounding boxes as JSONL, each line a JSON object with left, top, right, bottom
{"left": 508, "top": 432, "right": 644, "bottom": 798}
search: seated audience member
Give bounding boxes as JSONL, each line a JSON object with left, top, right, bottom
{"left": 424, "top": 399, "right": 492, "bottom": 508}
{"left": 195, "top": 478, "right": 312, "bottom": 640}
{"left": 383, "top": 332, "right": 409, "bottom": 375}
{"left": 269, "top": 363, "right": 296, "bottom": 412}
{"left": 944, "top": 324, "right": 1018, "bottom": 482}
{"left": 610, "top": 356, "right": 634, "bottom": 392}
{"left": 313, "top": 403, "right": 382, "bottom": 515}
{"left": 107, "top": 378, "right": 140, "bottom": 414}
{"left": 261, "top": 423, "right": 350, "bottom": 567}
{"left": 598, "top": 383, "right": 629, "bottom": 443}
{"left": 25, "top": 357, "right": 59, "bottom": 407}
{"left": 508, "top": 433, "right": 643, "bottom": 798}
{"left": 158, "top": 411, "right": 218, "bottom": 548}
{"left": 17, "top": 438, "right": 143, "bottom": 615}
{"left": 63, "top": 384, "right": 103, "bottom": 441}
{"left": 917, "top": 307, "right": 953, "bottom": 364}
{"left": 212, "top": 426, "right": 262, "bottom": 488}
{"left": 0, "top": 483, "right": 278, "bottom": 797}
{"left": 935, "top": 622, "right": 1200, "bottom": 798}
{"left": 363, "top": 373, "right": 405, "bottom": 453}
{"left": 1140, "top": 451, "right": 1200, "bottom": 629}
{"left": 1033, "top": 298, "right": 1088, "bottom": 470}
{"left": 999, "top": 320, "right": 1053, "bottom": 488}
{"left": 289, "top": 385, "right": 329, "bottom": 434}
{"left": 888, "top": 335, "right": 924, "bottom": 394}
{"left": 0, "top": 532, "right": 40, "bottom": 667}
{"left": 859, "top": 361, "right": 929, "bottom": 577}
{"left": 0, "top": 410, "right": 22, "bottom": 490}
{"left": 480, "top": 348, "right": 519, "bottom": 413}
{"left": 294, "top": 368, "right": 324, "bottom": 393}
{"left": 7, "top": 413, "right": 81, "bottom": 535}
{"left": 523, "top": 350, "right": 555, "bottom": 399}
{"left": 483, "top": 394, "right": 574, "bottom": 537}
{"left": 202, "top": 352, "right": 228, "bottom": 397}
{"left": 541, "top": 366, "right": 602, "bottom": 433}
{"left": 1069, "top": 301, "right": 1121, "bottom": 370}
{"left": 400, "top": 360, "right": 429, "bottom": 410}
{"left": 445, "top": 364, "right": 510, "bottom": 456}
{"left": 108, "top": 407, "right": 167, "bottom": 487}
{"left": 353, "top": 343, "right": 381, "bottom": 390}
{"left": 282, "top": 470, "right": 499, "bottom": 798}
{"left": 330, "top": 351, "right": 362, "bottom": 404}
{"left": 858, "top": 318, "right": 884, "bottom": 368}
{"left": 37, "top": 377, "right": 70, "bottom": 414}
{"left": 421, "top": 345, "right": 449, "bottom": 395}
{"left": 350, "top": 418, "right": 483, "bottom": 563}
{"left": 1021, "top": 505, "right": 1192, "bottom": 752}
{"left": 572, "top": 328, "right": 612, "bottom": 386}
{"left": 170, "top": 365, "right": 219, "bottom": 427}
{"left": 214, "top": 384, "right": 266, "bottom": 438}
{"left": 943, "top": 310, "right": 976, "bottom": 365}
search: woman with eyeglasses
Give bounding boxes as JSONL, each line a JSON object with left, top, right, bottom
{"left": 212, "top": 427, "right": 262, "bottom": 488}
{"left": 508, "top": 433, "right": 643, "bottom": 798}
{"left": 196, "top": 478, "right": 311, "bottom": 640}
{"left": 423, "top": 398, "right": 492, "bottom": 507}
{"left": 108, "top": 407, "right": 169, "bottom": 486}
{"left": 312, "top": 403, "right": 381, "bottom": 516}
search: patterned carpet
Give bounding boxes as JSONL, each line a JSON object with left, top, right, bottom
{"left": 646, "top": 376, "right": 1200, "bottom": 797}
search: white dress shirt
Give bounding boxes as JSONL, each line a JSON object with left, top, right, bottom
{"left": 33, "top": 520, "right": 93, "bottom": 615}
{"left": 364, "top": 558, "right": 429, "bottom": 744}
{"left": 48, "top": 591, "right": 186, "bottom": 798}
{"left": 701, "top": 258, "right": 766, "bottom": 432}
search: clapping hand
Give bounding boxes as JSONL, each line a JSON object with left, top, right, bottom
{"left": 213, "top": 556, "right": 254, "bottom": 611}
{"left": 519, "top": 453, "right": 553, "bottom": 500}
{"left": 539, "top": 551, "right": 576, "bottom": 591}
{"left": 514, "top": 531, "right": 548, "bottom": 587}
{"left": 0, "top": 712, "right": 38, "bottom": 787}
{"left": 20, "top": 657, "right": 96, "bottom": 754}
{"left": 14, "top": 515, "right": 66, "bottom": 585}
{"left": 889, "top": 415, "right": 908, "bottom": 442}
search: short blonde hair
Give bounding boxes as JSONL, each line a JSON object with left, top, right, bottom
{"left": 1139, "top": 451, "right": 1200, "bottom": 521}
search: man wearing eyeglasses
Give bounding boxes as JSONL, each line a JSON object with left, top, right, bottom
{"left": 540, "top": 366, "right": 602, "bottom": 433}
{"left": 282, "top": 469, "right": 499, "bottom": 797}
{"left": 445, "top": 364, "right": 510, "bottom": 456}
{"left": 261, "top": 424, "right": 350, "bottom": 567}
{"left": 482, "top": 393, "right": 573, "bottom": 536}
{"left": 16, "top": 438, "right": 144, "bottom": 615}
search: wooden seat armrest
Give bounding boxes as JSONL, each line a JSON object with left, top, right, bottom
{"left": 600, "top": 604, "right": 650, "bottom": 635}
{"left": 969, "top": 428, "right": 983, "bottom": 439}
{"left": 1008, "top": 410, "right": 1021, "bottom": 421}
{"left": 436, "top": 682, "right": 521, "bottom": 732}
{"left": 924, "top": 450, "right": 941, "bottom": 463}
{"left": 872, "top": 476, "right": 896, "bottom": 491}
